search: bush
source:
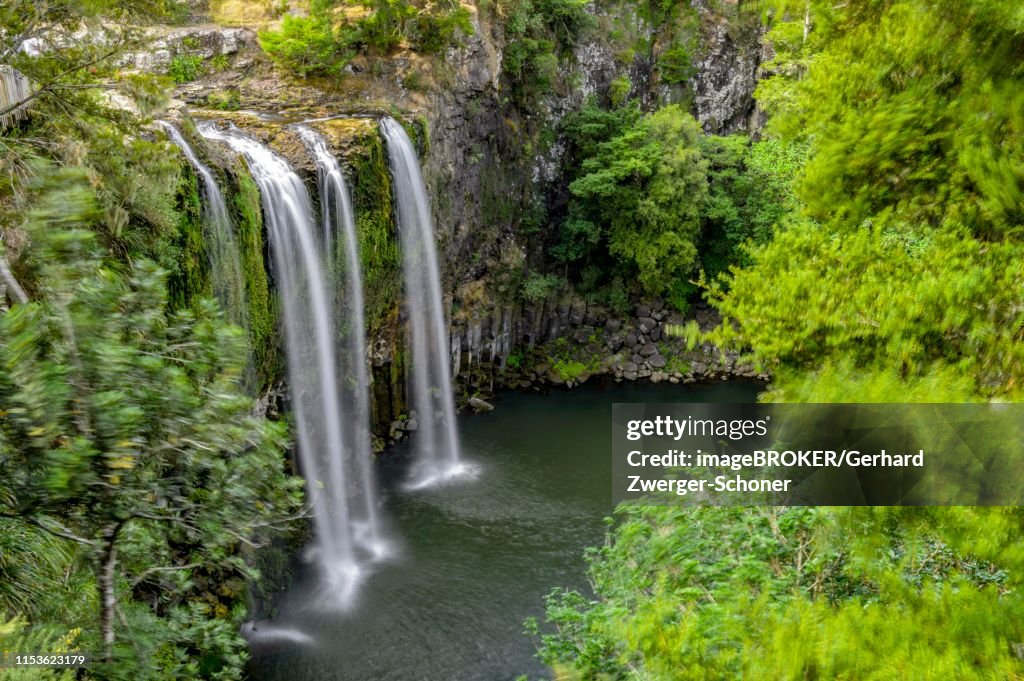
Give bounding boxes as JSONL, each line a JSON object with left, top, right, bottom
{"left": 521, "top": 272, "right": 562, "bottom": 303}
{"left": 499, "top": 0, "right": 593, "bottom": 103}
{"left": 533, "top": 506, "right": 1024, "bottom": 680}
{"left": 167, "top": 54, "right": 204, "bottom": 83}
{"left": 552, "top": 358, "right": 588, "bottom": 381}
{"left": 205, "top": 89, "right": 241, "bottom": 110}
{"left": 259, "top": 0, "right": 475, "bottom": 77}
{"left": 259, "top": 14, "right": 350, "bottom": 76}
{"left": 558, "top": 104, "right": 707, "bottom": 307}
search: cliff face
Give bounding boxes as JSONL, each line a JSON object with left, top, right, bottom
{"left": 410, "top": 0, "right": 769, "bottom": 420}
{"left": 143, "top": 0, "right": 768, "bottom": 440}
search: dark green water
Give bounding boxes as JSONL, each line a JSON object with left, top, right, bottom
{"left": 248, "top": 379, "right": 761, "bottom": 681}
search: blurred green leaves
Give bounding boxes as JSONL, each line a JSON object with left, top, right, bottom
{"left": 0, "top": 164, "right": 303, "bottom": 678}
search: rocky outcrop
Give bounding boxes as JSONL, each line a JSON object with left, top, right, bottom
{"left": 689, "top": 1, "right": 768, "bottom": 134}
{"left": 122, "top": 24, "right": 256, "bottom": 72}
{"left": 449, "top": 297, "right": 768, "bottom": 396}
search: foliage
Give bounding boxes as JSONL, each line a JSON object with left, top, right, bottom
{"left": 557, "top": 103, "right": 708, "bottom": 309}
{"left": 761, "top": 0, "right": 1024, "bottom": 238}
{"left": 0, "top": 614, "right": 79, "bottom": 680}
{"left": 706, "top": 0, "right": 1024, "bottom": 400}
{"left": 258, "top": 0, "right": 474, "bottom": 77}
{"left": 537, "top": 3, "right": 1024, "bottom": 680}
{"left": 0, "top": 519, "right": 87, "bottom": 622}
{"left": 708, "top": 221, "right": 1024, "bottom": 400}
{"left": 205, "top": 90, "right": 242, "bottom": 111}
{"left": 167, "top": 54, "right": 204, "bottom": 83}
{"left": 553, "top": 101, "right": 803, "bottom": 310}
{"left": 0, "top": 0, "right": 171, "bottom": 134}
{"left": 534, "top": 506, "right": 1024, "bottom": 680}
{"left": 698, "top": 134, "right": 805, "bottom": 280}
{"left": 258, "top": 13, "right": 348, "bottom": 77}
{"left": 552, "top": 358, "right": 588, "bottom": 382}
{"left": 520, "top": 272, "right": 561, "bottom": 304}
{"left": 0, "top": 0, "right": 182, "bottom": 273}
{"left": 498, "top": 0, "right": 594, "bottom": 104}
{"left": 229, "top": 163, "right": 277, "bottom": 387}
{"left": 505, "top": 349, "right": 524, "bottom": 369}
{"left": 543, "top": 337, "right": 600, "bottom": 382}
{"left": 0, "top": 166, "right": 303, "bottom": 674}
{"left": 348, "top": 127, "right": 399, "bottom": 334}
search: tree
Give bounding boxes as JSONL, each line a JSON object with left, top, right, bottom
{"left": 0, "top": 166, "right": 303, "bottom": 672}
{"left": 535, "top": 3, "right": 1024, "bottom": 678}
{"left": 761, "top": 0, "right": 1024, "bottom": 238}
{"left": 533, "top": 505, "right": 1024, "bottom": 680}
{"left": 258, "top": 0, "right": 474, "bottom": 77}
{"left": 1, "top": 0, "right": 182, "bottom": 277}
{"left": 698, "top": 134, "right": 806, "bottom": 281}
{"left": 560, "top": 104, "right": 708, "bottom": 308}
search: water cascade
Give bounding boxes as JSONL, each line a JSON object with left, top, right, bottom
{"left": 0, "top": 66, "right": 31, "bottom": 129}
{"left": 198, "top": 122, "right": 376, "bottom": 602}
{"left": 379, "top": 117, "right": 467, "bottom": 487}
{"left": 297, "top": 125, "right": 385, "bottom": 556}
{"left": 158, "top": 121, "right": 249, "bottom": 334}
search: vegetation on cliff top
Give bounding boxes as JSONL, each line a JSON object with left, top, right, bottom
{"left": 258, "top": 0, "right": 474, "bottom": 76}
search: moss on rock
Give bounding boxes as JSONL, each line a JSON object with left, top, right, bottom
{"left": 229, "top": 159, "right": 280, "bottom": 389}
{"left": 334, "top": 122, "right": 399, "bottom": 337}
{"left": 168, "top": 162, "right": 211, "bottom": 309}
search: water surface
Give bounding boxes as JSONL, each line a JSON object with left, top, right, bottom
{"left": 249, "top": 379, "right": 762, "bottom": 680}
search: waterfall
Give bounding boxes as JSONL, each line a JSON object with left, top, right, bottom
{"left": 297, "top": 125, "right": 385, "bottom": 556}
{"left": 379, "top": 117, "right": 468, "bottom": 487}
{"left": 0, "top": 66, "right": 31, "bottom": 129}
{"left": 198, "top": 122, "right": 378, "bottom": 602}
{"left": 158, "top": 121, "right": 249, "bottom": 336}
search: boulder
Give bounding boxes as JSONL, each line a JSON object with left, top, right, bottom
{"left": 469, "top": 396, "right": 495, "bottom": 412}
{"left": 648, "top": 354, "right": 667, "bottom": 368}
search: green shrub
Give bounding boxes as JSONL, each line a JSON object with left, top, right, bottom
{"left": 499, "top": 0, "right": 593, "bottom": 104}
{"left": 259, "top": 0, "right": 474, "bottom": 77}
{"left": 259, "top": 14, "right": 350, "bottom": 76}
{"left": 657, "top": 42, "right": 694, "bottom": 84}
{"left": 208, "top": 53, "right": 230, "bottom": 71}
{"left": 521, "top": 272, "right": 561, "bottom": 303}
{"left": 533, "top": 506, "right": 1024, "bottom": 680}
{"left": 607, "top": 75, "right": 631, "bottom": 107}
{"left": 167, "top": 54, "right": 204, "bottom": 83}
{"left": 558, "top": 103, "right": 707, "bottom": 307}
{"left": 505, "top": 349, "right": 524, "bottom": 369}
{"left": 205, "top": 89, "right": 242, "bottom": 110}
{"left": 552, "top": 358, "right": 588, "bottom": 381}
{"left": 408, "top": 4, "right": 474, "bottom": 53}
